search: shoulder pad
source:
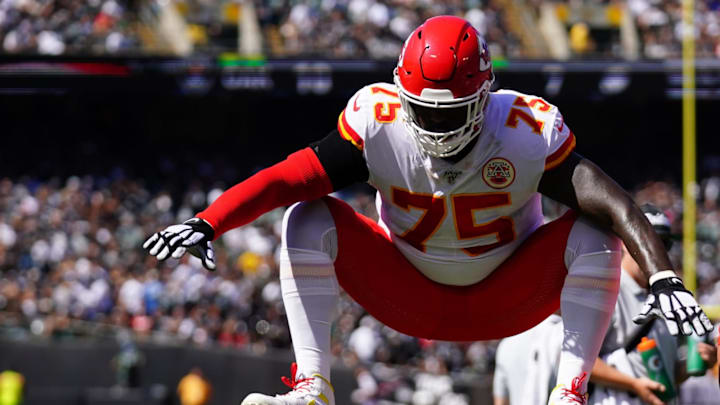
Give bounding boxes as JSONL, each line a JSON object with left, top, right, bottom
{"left": 337, "top": 82, "right": 400, "bottom": 150}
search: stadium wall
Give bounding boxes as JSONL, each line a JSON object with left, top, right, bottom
{"left": 1, "top": 58, "right": 718, "bottom": 191}
{"left": 0, "top": 338, "right": 358, "bottom": 405}
{"left": 0, "top": 338, "right": 494, "bottom": 405}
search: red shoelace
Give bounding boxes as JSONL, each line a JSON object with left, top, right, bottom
{"left": 281, "top": 362, "right": 314, "bottom": 394}
{"left": 561, "top": 372, "right": 587, "bottom": 404}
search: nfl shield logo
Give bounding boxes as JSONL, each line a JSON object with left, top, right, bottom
{"left": 442, "top": 169, "right": 462, "bottom": 185}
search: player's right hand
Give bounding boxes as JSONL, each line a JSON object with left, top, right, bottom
{"left": 631, "top": 377, "right": 664, "bottom": 405}
{"left": 143, "top": 218, "right": 216, "bottom": 271}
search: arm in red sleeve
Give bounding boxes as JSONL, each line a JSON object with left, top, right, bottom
{"left": 196, "top": 147, "right": 333, "bottom": 238}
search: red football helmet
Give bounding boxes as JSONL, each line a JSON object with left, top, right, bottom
{"left": 394, "top": 15, "right": 494, "bottom": 158}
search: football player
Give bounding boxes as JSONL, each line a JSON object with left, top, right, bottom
{"left": 143, "top": 16, "right": 713, "bottom": 405}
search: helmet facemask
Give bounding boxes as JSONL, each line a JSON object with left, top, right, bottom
{"left": 395, "top": 73, "right": 493, "bottom": 158}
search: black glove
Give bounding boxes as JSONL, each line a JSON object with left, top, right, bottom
{"left": 143, "top": 218, "right": 216, "bottom": 271}
{"left": 633, "top": 271, "right": 713, "bottom": 336}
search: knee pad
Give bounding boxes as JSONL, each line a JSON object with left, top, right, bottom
{"left": 282, "top": 200, "right": 338, "bottom": 260}
{"left": 562, "top": 217, "right": 622, "bottom": 310}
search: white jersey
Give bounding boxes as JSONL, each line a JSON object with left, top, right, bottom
{"left": 494, "top": 314, "right": 563, "bottom": 405}
{"left": 337, "top": 82, "right": 576, "bottom": 285}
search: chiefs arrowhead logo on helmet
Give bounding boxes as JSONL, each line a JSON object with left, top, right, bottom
{"left": 478, "top": 34, "right": 492, "bottom": 71}
{"left": 394, "top": 15, "right": 494, "bottom": 158}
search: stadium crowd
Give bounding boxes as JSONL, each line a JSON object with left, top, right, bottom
{"left": 633, "top": 176, "right": 720, "bottom": 307}
{"left": 628, "top": 0, "right": 720, "bottom": 58}
{"left": 0, "top": 176, "right": 492, "bottom": 403}
{"left": 0, "top": 0, "right": 140, "bottom": 54}
{"left": 254, "top": 0, "right": 520, "bottom": 59}
{"left": 1, "top": 0, "right": 720, "bottom": 59}
{"left": 0, "top": 172, "right": 719, "bottom": 402}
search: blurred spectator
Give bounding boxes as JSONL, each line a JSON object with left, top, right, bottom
{"left": 492, "top": 314, "right": 563, "bottom": 405}
{"left": 0, "top": 0, "right": 141, "bottom": 54}
{"left": 177, "top": 367, "right": 212, "bottom": 405}
{"left": 0, "top": 365, "right": 24, "bottom": 405}
{"left": 569, "top": 22, "right": 593, "bottom": 55}
{"left": 677, "top": 324, "right": 720, "bottom": 405}
{"left": 589, "top": 206, "right": 694, "bottom": 405}
{"left": 628, "top": 0, "right": 720, "bottom": 59}
{"left": 634, "top": 179, "right": 720, "bottom": 308}
{"left": 112, "top": 331, "right": 145, "bottom": 388}
{"left": 348, "top": 315, "right": 381, "bottom": 363}
{"left": 350, "top": 365, "right": 378, "bottom": 403}
{"left": 256, "top": 0, "right": 520, "bottom": 59}
{"left": 1, "top": 0, "right": 718, "bottom": 60}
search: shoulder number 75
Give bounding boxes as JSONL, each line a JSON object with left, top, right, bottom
{"left": 392, "top": 188, "right": 516, "bottom": 256}
{"left": 504, "top": 96, "right": 548, "bottom": 135}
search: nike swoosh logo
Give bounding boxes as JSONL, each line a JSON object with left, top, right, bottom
{"left": 352, "top": 95, "right": 361, "bottom": 112}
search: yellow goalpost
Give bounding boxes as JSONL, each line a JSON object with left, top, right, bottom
{"left": 682, "top": 0, "right": 696, "bottom": 294}
{"left": 682, "top": 0, "right": 720, "bottom": 320}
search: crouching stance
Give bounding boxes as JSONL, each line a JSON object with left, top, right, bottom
{"left": 144, "top": 15, "right": 712, "bottom": 405}
{"left": 257, "top": 199, "right": 622, "bottom": 405}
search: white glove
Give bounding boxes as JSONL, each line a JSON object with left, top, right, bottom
{"left": 143, "top": 218, "right": 216, "bottom": 271}
{"left": 633, "top": 270, "right": 713, "bottom": 336}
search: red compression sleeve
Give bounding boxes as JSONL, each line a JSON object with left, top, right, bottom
{"left": 196, "top": 148, "right": 333, "bottom": 238}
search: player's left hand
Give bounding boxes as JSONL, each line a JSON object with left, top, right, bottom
{"left": 633, "top": 271, "right": 713, "bottom": 336}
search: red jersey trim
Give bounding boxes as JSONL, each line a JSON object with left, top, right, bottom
{"left": 337, "top": 109, "right": 364, "bottom": 151}
{"left": 544, "top": 132, "right": 576, "bottom": 171}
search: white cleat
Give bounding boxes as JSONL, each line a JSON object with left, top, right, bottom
{"left": 241, "top": 363, "right": 334, "bottom": 405}
{"left": 547, "top": 373, "right": 588, "bottom": 405}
